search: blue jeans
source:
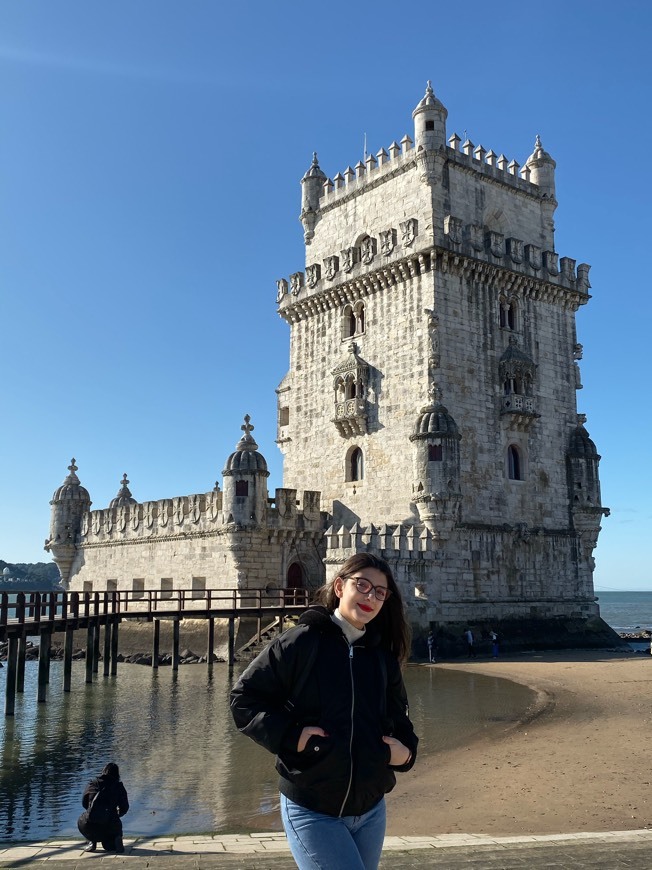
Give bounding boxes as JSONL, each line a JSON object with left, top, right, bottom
{"left": 280, "top": 794, "right": 386, "bottom": 870}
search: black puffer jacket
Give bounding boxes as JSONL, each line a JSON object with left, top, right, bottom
{"left": 230, "top": 606, "right": 418, "bottom": 818}
{"left": 82, "top": 774, "right": 129, "bottom": 820}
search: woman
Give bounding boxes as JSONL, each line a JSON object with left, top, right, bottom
{"left": 77, "top": 762, "right": 129, "bottom": 853}
{"left": 230, "top": 554, "right": 418, "bottom": 870}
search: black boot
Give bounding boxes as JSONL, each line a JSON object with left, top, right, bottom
{"left": 114, "top": 837, "right": 125, "bottom": 854}
{"left": 83, "top": 842, "right": 96, "bottom": 853}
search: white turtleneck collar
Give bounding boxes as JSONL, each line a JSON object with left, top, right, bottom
{"left": 332, "top": 608, "right": 366, "bottom": 644}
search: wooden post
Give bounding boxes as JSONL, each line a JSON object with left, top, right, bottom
{"left": 110, "top": 619, "right": 119, "bottom": 676}
{"left": 92, "top": 621, "right": 101, "bottom": 674}
{"left": 103, "top": 622, "right": 111, "bottom": 677}
{"left": 172, "top": 619, "right": 180, "bottom": 671}
{"left": 38, "top": 630, "right": 51, "bottom": 702}
{"left": 5, "top": 636, "right": 18, "bottom": 716}
{"left": 63, "top": 626, "right": 74, "bottom": 692}
{"left": 85, "top": 624, "right": 94, "bottom": 684}
{"left": 207, "top": 617, "right": 214, "bottom": 670}
{"left": 17, "top": 634, "right": 26, "bottom": 693}
{"left": 152, "top": 620, "right": 160, "bottom": 669}
{"left": 228, "top": 617, "right": 236, "bottom": 665}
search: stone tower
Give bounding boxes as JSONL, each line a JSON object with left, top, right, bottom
{"left": 45, "top": 459, "right": 92, "bottom": 585}
{"left": 276, "top": 82, "right": 609, "bottom": 636}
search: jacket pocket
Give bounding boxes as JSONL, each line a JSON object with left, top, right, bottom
{"left": 277, "top": 735, "right": 347, "bottom": 789}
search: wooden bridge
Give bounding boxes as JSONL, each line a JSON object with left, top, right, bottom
{"left": 0, "top": 587, "right": 309, "bottom": 716}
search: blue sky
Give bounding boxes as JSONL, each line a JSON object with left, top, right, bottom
{"left": 1, "top": 1, "right": 650, "bottom": 591}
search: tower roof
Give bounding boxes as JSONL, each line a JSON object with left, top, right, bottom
{"left": 526, "top": 134, "right": 556, "bottom": 168}
{"left": 412, "top": 80, "right": 447, "bottom": 119}
{"left": 301, "top": 152, "right": 327, "bottom": 182}
{"left": 568, "top": 423, "right": 599, "bottom": 459}
{"left": 412, "top": 402, "right": 460, "bottom": 440}
{"left": 51, "top": 459, "right": 91, "bottom": 504}
{"left": 223, "top": 415, "right": 269, "bottom": 475}
{"left": 109, "top": 473, "right": 137, "bottom": 508}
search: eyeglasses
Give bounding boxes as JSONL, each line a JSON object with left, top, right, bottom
{"left": 348, "top": 576, "right": 392, "bottom": 602}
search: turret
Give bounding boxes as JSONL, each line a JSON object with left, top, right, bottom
{"left": 44, "top": 459, "right": 92, "bottom": 586}
{"left": 526, "top": 134, "right": 556, "bottom": 200}
{"left": 409, "top": 391, "right": 462, "bottom": 539}
{"left": 566, "top": 415, "right": 610, "bottom": 569}
{"left": 300, "top": 152, "right": 326, "bottom": 244}
{"left": 109, "top": 473, "right": 137, "bottom": 508}
{"left": 222, "top": 415, "right": 270, "bottom": 527}
{"left": 412, "top": 80, "right": 448, "bottom": 151}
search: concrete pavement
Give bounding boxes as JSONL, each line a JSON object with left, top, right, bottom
{"left": 1, "top": 829, "right": 652, "bottom": 868}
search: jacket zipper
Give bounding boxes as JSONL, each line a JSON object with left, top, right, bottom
{"left": 338, "top": 641, "right": 355, "bottom": 817}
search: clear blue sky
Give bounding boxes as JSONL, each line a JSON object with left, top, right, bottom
{"left": 1, "top": 1, "right": 650, "bottom": 591}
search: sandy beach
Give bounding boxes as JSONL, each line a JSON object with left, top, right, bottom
{"left": 387, "top": 651, "right": 652, "bottom": 837}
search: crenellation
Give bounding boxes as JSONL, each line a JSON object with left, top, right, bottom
{"left": 48, "top": 83, "right": 607, "bottom": 646}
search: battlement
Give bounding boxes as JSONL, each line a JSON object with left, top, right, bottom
{"left": 445, "top": 133, "right": 543, "bottom": 196}
{"left": 77, "top": 487, "right": 322, "bottom": 546}
{"left": 323, "top": 523, "right": 438, "bottom": 561}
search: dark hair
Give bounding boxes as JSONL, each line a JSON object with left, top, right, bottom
{"left": 315, "top": 553, "right": 411, "bottom": 663}
{"left": 101, "top": 763, "right": 120, "bottom": 780}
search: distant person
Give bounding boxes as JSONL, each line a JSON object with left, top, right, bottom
{"left": 77, "top": 762, "right": 129, "bottom": 853}
{"left": 490, "top": 630, "right": 500, "bottom": 658}
{"left": 427, "top": 630, "right": 436, "bottom": 663}
{"left": 464, "top": 628, "right": 476, "bottom": 657}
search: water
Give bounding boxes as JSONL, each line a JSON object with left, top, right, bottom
{"left": 596, "top": 590, "right": 652, "bottom": 633}
{"left": 0, "top": 661, "right": 535, "bottom": 842}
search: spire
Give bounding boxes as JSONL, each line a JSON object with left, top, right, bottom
{"left": 526, "top": 134, "right": 556, "bottom": 199}
{"left": 109, "top": 473, "right": 136, "bottom": 508}
{"left": 300, "top": 153, "right": 327, "bottom": 243}
{"left": 235, "top": 414, "right": 259, "bottom": 452}
{"left": 412, "top": 80, "right": 447, "bottom": 154}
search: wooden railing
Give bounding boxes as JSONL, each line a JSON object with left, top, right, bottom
{"left": 0, "top": 587, "right": 311, "bottom": 636}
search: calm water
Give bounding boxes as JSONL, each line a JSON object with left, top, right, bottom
{"left": 0, "top": 661, "right": 535, "bottom": 842}
{"left": 596, "top": 590, "right": 652, "bottom": 632}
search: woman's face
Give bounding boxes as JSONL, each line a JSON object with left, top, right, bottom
{"left": 334, "top": 566, "right": 389, "bottom": 629}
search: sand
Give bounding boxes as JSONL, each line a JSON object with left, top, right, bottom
{"left": 387, "top": 651, "right": 652, "bottom": 837}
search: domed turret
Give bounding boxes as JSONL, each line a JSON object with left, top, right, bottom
{"left": 300, "top": 152, "right": 327, "bottom": 243}
{"left": 526, "top": 134, "right": 556, "bottom": 200}
{"left": 567, "top": 417, "right": 602, "bottom": 507}
{"left": 412, "top": 81, "right": 448, "bottom": 151}
{"left": 109, "top": 473, "right": 137, "bottom": 509}
{"left": 222, "top": 415, "right": 270, "bottom": 527}
{"left": 409, "top": 391, "right": 462, "bottom": 538}
{"left": 45, "top": 459, "right": 92, "bottom": 586}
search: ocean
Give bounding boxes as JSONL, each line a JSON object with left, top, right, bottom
{"left": 595, "top": 590, "right": 652, "bottom": 633}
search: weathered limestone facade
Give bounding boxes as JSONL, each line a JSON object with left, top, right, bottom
{"left": 46, "top": 84, "right": 609, "bottom": 645}
{"left": 276, "top": 83, "right": 609, "bottom": 633}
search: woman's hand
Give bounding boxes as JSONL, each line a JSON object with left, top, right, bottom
{"left": 382, "top": 736, "right": 412, "bottom": 766}
{"left": 297, "top": 726, "right": 328, "bottom": 752}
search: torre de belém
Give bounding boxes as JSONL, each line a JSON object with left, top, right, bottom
{"left": 46, "top": 83, "right": 613, "bottom": 652}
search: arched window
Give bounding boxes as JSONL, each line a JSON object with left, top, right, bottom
{"left": 507, "top": 302, "right": 516, "bottom": 330}
{"left": 355, "top": 302, "right": 365, "bottom": 334}
{"left": 347, "top": 447, "right": 364, "bottom": 481}
{"left": 507, "top": 445, "right": 523, "bottom": 481}
{"left": 345, "top": 377, "right": 357, "bottom": 400}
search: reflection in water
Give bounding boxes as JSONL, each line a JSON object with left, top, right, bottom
{"left": 0, "top": 662, "right": 535, "bottom": 841}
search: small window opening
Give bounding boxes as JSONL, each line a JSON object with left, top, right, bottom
{"left": 279, "top": 406, "right": 289, "bottom": 426}
{"left": 349, "top": 447, "right": 364, "bottom": 481}
{"left": 507, "top": 445, "right": 522, "bottom": 481}
{"left": 428, "top": 444, "right": 443, "bottom": 461}
{"left": 235, "top": 480, "right": 249, "bottom": 497}
{"left": 425, "top": 120, "right": 435, "bottom": 131}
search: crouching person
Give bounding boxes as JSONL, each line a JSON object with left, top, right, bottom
{"left": 78, "top": 762, "right": 129, "bottom": 853}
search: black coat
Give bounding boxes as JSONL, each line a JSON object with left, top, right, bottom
{"left": 82, "top": 774, "right": 129, "bottom": 819}
{"left": 230, "top": 606, "right": 418, "bottom": 818}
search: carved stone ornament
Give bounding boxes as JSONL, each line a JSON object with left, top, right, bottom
{"left": 131, "top": 504, "right": 140, "bottom": 530}
{"left": 379, "top": 228, "right": 396, "bottom": 256}
{"left": 276, "top": 278, "right": 288, "bottom": 303}
{"left": 360, "top": 236, "right": 377, "bottom": 265}
{"left": 145, "top": 502, "right": 155, "bottom": 529}
{"left": 290, "top": 272, "right": 305, "bottom": 295}
{"left": 543, "top": 251, "right": 559, "bottom": 275}
{"left": 306, "top": 263, "right": 321, "bottom": 288}
{"left": 159, "top": 501, "right": 169, "bottom": 528}
{"left": 118, "top": 507, "right": 127, "bottom": 532}
{"left": 190, "top": 494, "right": 201, "bottom": 524}
{"left": 174, "top": 497, "right": 184, "bottom": 526}
{"left": 400, "top": 218, "right": 418, "bottom": 247}
{"left": 444, "top": 215, "right": 463, "bottom": 246}
{"left": 92, "top": 513, "right": 101, "bottom": 535}
{"left": 486, "top": 230, "right": 504, "bottom": 258}
{"left": 105, "top": 509, "right": 113, "bottom": 534}
{"left": 525, "top": 244, "right": 541, "bottom": 270}
{"left": 507, "top": 238, "right": 524, "bottom": 264}
{"left": 341, "top": 247, "right": 357, "bottom": 273}
{"left": 466, "top": 224, "right": 484, "bottom": 252}
{"left": 324, "top": 255, "right": 339, "bottom": 280}
{"left": 81, "top": 514, "right": 90, "bottom": 536}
